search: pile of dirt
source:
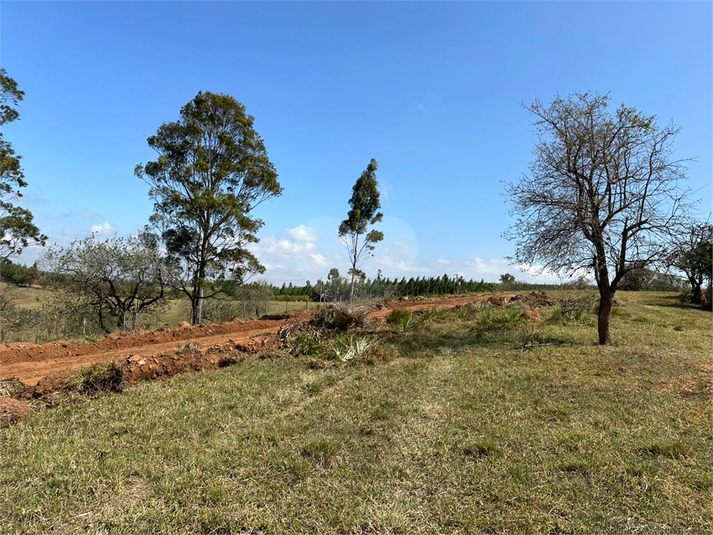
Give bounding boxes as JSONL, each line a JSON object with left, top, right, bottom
{"left": 0, "top": 396, "right": 31, "bottom": 427}
{"left": 0, "top": 317, "right": 295, "bottom": 365}
{"left": 510, "top": 291, "right": 554, "bottom": 308}
{"left": 521, "top": 309, "right": 542, "bottom": 322}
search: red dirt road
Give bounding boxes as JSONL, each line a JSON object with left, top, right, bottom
{"left": 1, "top": 294, "right": 516, "bottom": 387}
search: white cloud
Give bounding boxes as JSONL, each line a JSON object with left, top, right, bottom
{"left": 287, "top": 224, "right": 319, "bottom": 242}
{"left": 90, "top": 221, "right": 117, "bottom": 237}
{"left": 439, "top": 257, "right": 570, "bottom": 284}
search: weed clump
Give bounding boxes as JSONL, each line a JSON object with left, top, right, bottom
{"left": 301, "top": 437, "right": 338, "bottom": 465}
{"left": 311, "top": 304, "right": 370, "bottom": 332}
{"left": 638, "top": 441, "right": 692, "bottom": 460}
{"left": 290, "top": 332, "right": 323, "bottom": 357}
{"left": 63, "top": 360, "right": 125, "bottom": 396}
{"left": 461, "top": 439, "right": 499, "bottom": 459}
{"left": 361, "top": 344, "right": 400, "bottom": 366}
{"left": 327, "top": 335, "right": 373, "bottom": 363}
{"left": 387, "top": 308, "right": 415, "bottom": 330}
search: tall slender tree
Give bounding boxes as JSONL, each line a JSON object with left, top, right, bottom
{"left": 339, "top": 159, "right": 384, "bottom": 303}
{"left": 0, "top": 69, "right": 46, "bottom": 258}
{"left": 136, "top": 91, "right": 282, "bottom": 324}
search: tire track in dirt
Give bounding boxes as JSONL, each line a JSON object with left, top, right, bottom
{"left": 1, "top": 294, "right": 516, "bottom": 387}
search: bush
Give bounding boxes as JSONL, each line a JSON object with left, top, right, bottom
{"left": 202, "top": 299, "right": 242, "bottom": 323}
{"left": 327, "top": 335, "right": 373, "bottom": 363}
{"left": 386, "top": 308, "right": 415, "bottom": 330}
{"left": 550, "top": 291, "right": 597, "bottom": 323}
{"left": 63, "top": 361, "right": 125, "bottom": 396}
{"left": 312, "top": 304, "right": 369, "bottom": 331}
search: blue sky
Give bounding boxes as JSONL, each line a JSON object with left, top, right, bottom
{"left": 2, "top": 1, "right": 711, "bottom": 284}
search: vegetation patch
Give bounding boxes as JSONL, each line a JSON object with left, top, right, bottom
{"left": 63, "top": 360, "right": 125, "bottom": 397}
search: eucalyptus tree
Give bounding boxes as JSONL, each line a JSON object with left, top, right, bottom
{"left": 338, "top": 159, "right": 384, "bottom": 303}
{"left": 0, "top": 69, "right": 46, "bottom": 258}
{"left": 505, "top": 92, "right": 690, "bottom": 344}
{"left": 136, "top": 91, "right": 282, "bottom": 324}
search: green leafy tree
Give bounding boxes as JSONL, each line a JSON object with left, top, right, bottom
{"left": 0, "top": 69, "right": 46, "bottom": 258}
{"left": 505, "top": 93, "right": 690, "bottom": 344}
{"left": 42, "top": 232, "right": 168, "bottom": 332}
{"left": 136, "top": 91, "right": 282, "bottom": 324}
{"left": 339, "top": 158, "right": 384, "bottom": 303}
{"left": 499, "top": 273, "right": 516, "bottom": 285}
{"left": 668, "top": 222, "right": 712, "bottom": 305}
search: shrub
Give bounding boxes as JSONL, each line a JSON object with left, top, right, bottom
{"left": 386, "top": 308, "right": 415, "bottom": 331}
{"left": 290, "top": 332, "right": 323, "bottom": 357}
{"left": 312, "top": 304, "right": 369, "bottom": 331}
{"left": 550, "top": 291, "right": 597, "bottom": 323}
{"left": 327, "top": 335, "right": 373, "bottom": 363}
{"left": 63, "top": 361, "right": 125, "bottom": 396}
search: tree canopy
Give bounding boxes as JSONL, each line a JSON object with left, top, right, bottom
{"left": 505, "top": 92, "right": 690, "bottom": 344}
{"left": 135, "top": 91, "right": 282, "bottom": 324}
{"left": 339, "top": 158, "right": 384, "bottom": 303}
{"left": 0, "top": 68, "right": 46, "bottom": 258}
{"left": 668, "top": 222, "right": 712, "bottom": 305}
{"left": 42, "top": 233, "right": 168, "bottom": 332}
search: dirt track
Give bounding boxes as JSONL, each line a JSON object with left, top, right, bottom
{"left": 1, "top": 294, "right": 516, "bottom": 387}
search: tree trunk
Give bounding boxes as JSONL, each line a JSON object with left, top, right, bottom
{"left": 690, "top": 279, "right": 703, "bottom": 305}
{"left": 348, "top": 234, "right": 359, "bottom": 304}
{"left": 192, "top": 284, "right": 204, "bottom": 325}
{"left": 597, "top": 290, "right": 614, "bottom": 345}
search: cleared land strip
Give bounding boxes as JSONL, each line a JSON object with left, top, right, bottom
{"left": 0, "top": 294, "right": 515, "bottom": 386}
{"left": 1, "top": 327, "right": 282, "bottom": 386}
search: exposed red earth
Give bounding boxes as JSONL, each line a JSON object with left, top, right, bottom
{"left": 1, "top": 293, "right": 521, "bottom": 391}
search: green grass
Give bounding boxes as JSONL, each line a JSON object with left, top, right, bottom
{"left": 0, "top": 282, "right": 54, "bottom": 310}
{"left": 1, "top": 292, "right": 711, "bottom": 533}
{"left": 0, "top": 282, "right": 318, "bottom": 343}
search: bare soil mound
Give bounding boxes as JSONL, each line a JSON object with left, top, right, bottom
{"left": 0, "top": 317, "right": 301, "bottom": 365}
{"left": 0, "top": 396, "right": 31, "bottom": 427}
{"left": 0, "top": 294, "right": 529, "bottom": 394}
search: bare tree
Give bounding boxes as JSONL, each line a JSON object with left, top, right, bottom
{"left": 42, "top": 232, "right": 168, "bottom": 332}
{"left": 505, "top": 93, "right": 690, "bottom": 344}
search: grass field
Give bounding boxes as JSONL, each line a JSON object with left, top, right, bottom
{"left": 1, "top": 292, "right": 711, "bottom": 533}
{"left": 0, "top": 282, "right": 316, "bottom": 343}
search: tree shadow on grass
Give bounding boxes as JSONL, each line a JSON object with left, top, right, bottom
{"left": 653, "top": 293, "right": 709, "bottom": 312}
{"left": 395, "top": 327, "right": 578, "bottom": 356}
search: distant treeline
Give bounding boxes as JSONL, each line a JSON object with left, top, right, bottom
{"left": 2, "top": 259, "right": 685, "bottom": 303}
{"left": 271, "top": 274, "right": 570, "bottom": 302}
